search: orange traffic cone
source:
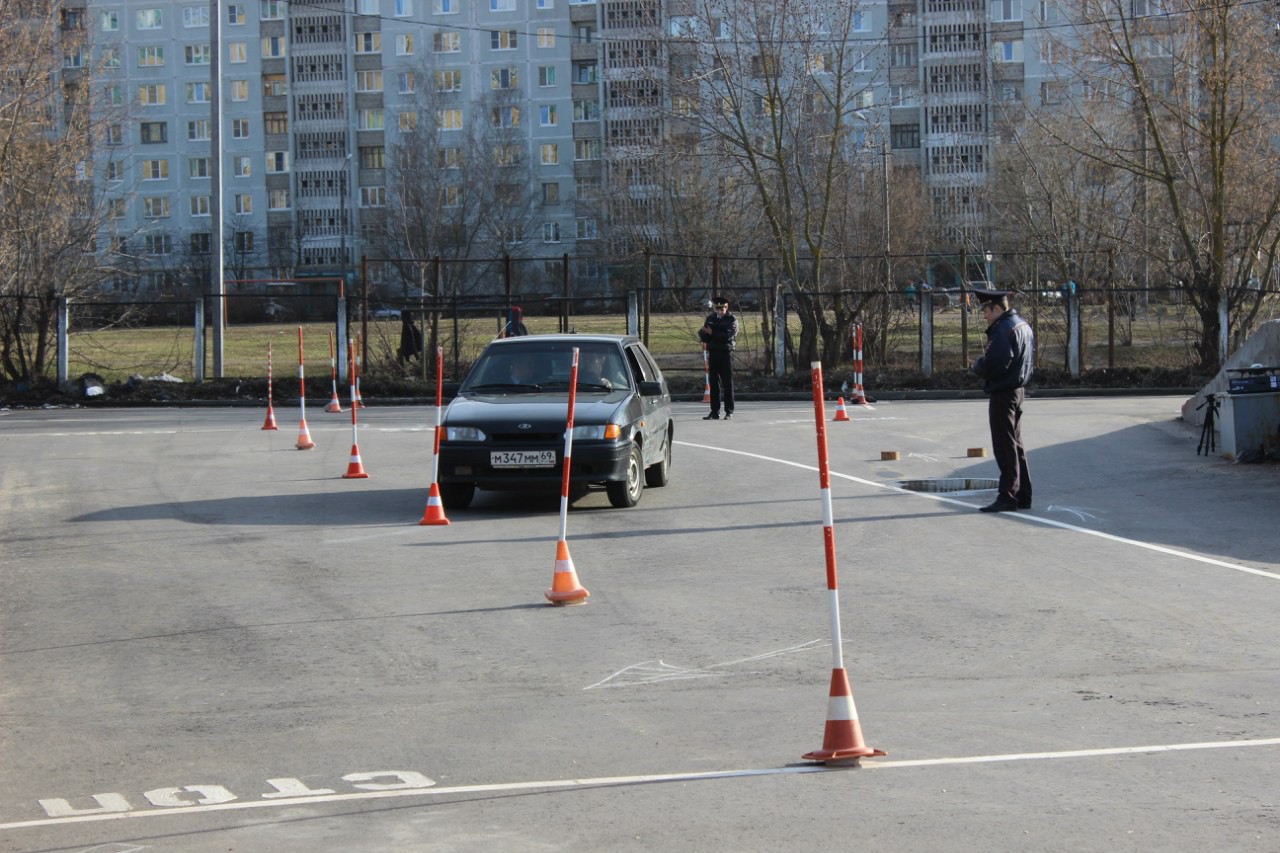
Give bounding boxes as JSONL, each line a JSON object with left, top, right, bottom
{"left": 419, "top": 482, "right": 450, "bottom": 526}
{"left": 324, "top": 389, "right": 343, "bottom": 413}
{"left": 295, "top": 418, "right": 315, "bottom": 449}
{"left": 701, "top": 378, "right": 711, "bottom": 404}
{"left": 802, "top": 668, "right": 885, "bottom": 765}
{"left": 342, "top": 443, "right": 369, "bottom": 478}
{"left": 545, "top": 539, "right": 589, "bottom": 606}
{"left": 833, "top": 397, "right": 851, "bottom": 422}
{"left": 261, "top": 403, "right": 278, "bottom": 430}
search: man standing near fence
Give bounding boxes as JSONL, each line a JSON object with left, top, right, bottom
{"left": 971, "top": 289, "right": 1035, "bottom": 512}
{"left": 699, "top": 295, "right": 738, "bottom": 420}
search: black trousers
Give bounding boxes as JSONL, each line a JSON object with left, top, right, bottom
{"left": 708, "top": 349, "right": 735, "bottom": 415}
{"left": 988, "top": 388, "right": 1031, "bottom": 504}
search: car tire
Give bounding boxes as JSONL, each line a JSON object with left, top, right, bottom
{"left": 606, "top": 443, "right": 644, "bottom": 508}
{"left": 439, "top": 482, "right": 475, "bottom": 509}
{"left": 644, "top": 432, "right": 671, "bottom": 488}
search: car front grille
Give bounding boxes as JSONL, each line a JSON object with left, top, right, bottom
{"left": 490, "top": 431, "right": 561, "bottom": 443}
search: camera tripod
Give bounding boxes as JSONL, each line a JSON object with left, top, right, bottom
{"left": 1196, "top": 393, "right": 1220, "bottom": 456}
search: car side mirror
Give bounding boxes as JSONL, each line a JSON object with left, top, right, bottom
{"left": 638, "top": 380, "right": 664, "bottom": 397}
{"left": 442, "top": 382, "right": 461, "bottom": 400}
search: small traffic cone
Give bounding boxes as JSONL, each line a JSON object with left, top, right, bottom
{"left": 419, "top": 482, "right": 450, "bottom": 526}
{"left": 295, "top": 418, "right": 315, "bottom": 450}
{"left": 261, "top": 403, "right": 279, "bottom": 430}
{"left": 545, "top": 539, "right": 589, "bottom": 606}
{"left": 701, "top": 378, "right": 711, "bottom": 404}
{"left": 833, "top": 397, "right": 851, "bottom": 422}
{"left": 852, "top": 383, "right": 868, "bottom": 405}
{"left": 802, "top": 668, "right": 885, "bottom": 766}
{"left": 342, "top": 443, "right": 369, "bottom": 478}
{"left": 324, "top": 389, "right": 343, "bottom": 413}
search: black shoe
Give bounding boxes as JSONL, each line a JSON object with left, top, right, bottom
{"left": 979, "top": 499, "right": 1019, "bottom": 513}
{"left": 724, "top": 412, "right": 733, "bottom": 420}
{"left": 703, "top": 413, "right": 719, "bottom": 420}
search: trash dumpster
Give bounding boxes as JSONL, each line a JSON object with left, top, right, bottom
{"left": 1217, "top": 367, "right": 1280, "bottom": 461}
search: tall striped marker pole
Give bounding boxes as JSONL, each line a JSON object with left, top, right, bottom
{"left": 419, "top": 346, "right": 450, "bottom": 525}
{"left": 851, "top": 323, "right": 867, "bottom": 404}
{"left": 701, "top": 342, "right": 712, "bottom": 404}
{"left": 545, "top": 347, "right": 588, "bottom": 605}
{"left": 801, "top": 360, "right": 883, "bottom": 765}
{"left": 325, "top": 331, "right": 344, "bottom": 412}
{"left": 261, "top": 342, "right": 279, "bottom": 430}
{"left": 295, "top": 327, "right": 315, "bottom": 449}
{"left": 341, "top": 339, "right": 369, "bottom": 478}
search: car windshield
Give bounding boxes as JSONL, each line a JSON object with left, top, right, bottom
{"left": 461, "top": 343, "right": 631, "bottom": 393}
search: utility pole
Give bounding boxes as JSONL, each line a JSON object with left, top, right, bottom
{"left": 881, "top": 136, "right": 891, "bottom": 293}
{"left": 209, "top": 0, "right": 224, "bottom": 377}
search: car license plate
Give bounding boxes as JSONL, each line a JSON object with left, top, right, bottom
{"left": 490, "top": 449, "right": 557, "bottom": 468}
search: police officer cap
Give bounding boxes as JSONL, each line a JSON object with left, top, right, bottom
{"left": 973, "top": 288, "right": 1011, "bottom": 305}
{"left": 711, "top": 295, "right": 730, "bottom": 307}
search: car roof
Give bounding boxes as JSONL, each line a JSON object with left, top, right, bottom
{"left": 484, "top": 334, "right": 641, "bottom": 348}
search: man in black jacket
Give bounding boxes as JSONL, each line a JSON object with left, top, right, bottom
{"left": 971, "top": 289, "right": 1035, "bottom": 512}
{"left": 698, "top": 295, "right": 738, "bottom": 420}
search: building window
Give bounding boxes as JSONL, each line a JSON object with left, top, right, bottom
{"left": 491, "top": 106, "right": 519, "bottom": 128}
{"left": 230, "top": 80, "right": 250, "bottom": 101}
{"left": 137, "top": 9, "right": 163, "bottom": 29}
{"left": 356, "top": 32, "right": 381, "bottom": 53}
{"left": 539, "top": 105, "right": 557, "bottom": 126}
{"left": 263, "top": 74, "right": 287, "bottom": 97}
{"left": 233, "top": 156, "right": 252, "bottom": 177}
{"left": 264, "top": 112, "right": 288, "bottom": 134}
{"left": 191, "top": 233, "right": 212, "bottom": 253}
{"left": 399, "top": 111, "right": 418, "bottom": 131}
{"left": 490, "top": 30, "right": 518, "bottom": 49}
{"left": 102, "top": 10, "right": 120, "bottom": 30}
{"left": 437, "top": 109, "right": 463, "bottom": 130}
{"left": 537, "top": 0, "right": 553, "bottom": 8}
{"left": 540, "top": 143, "right": 558, "bottom": 164}
{"left": 538, "top": 66, "right": 556, "bottom": 87}
{"left": 360, "top": 146, "right": 385, "bottom": 169}
{"left": 232, "top": 119, "right": 251, "bottom": 138}
{"left": 262, "top": 36, "right": 287, "bottom": 57}
{"left": 229, "top": 42, "right": 248, "bottom": 62}
{"left": 434, "top": 0, "right": 455, "bottom": 12}
{"left": 574, "top": 138, "right": 600, "bottom": 160}
{"left": 490, "top": 0, "right": 516, "bottom": 9}
{"left": 891, "top": 42, "right": 917, "bottom": 68}
{"left": 891, "top": 124, "right": 920, "bottom": 149}
{"left": 439, "top": 186, "right": 461, "bottom": 207}
{"left": 191, "top": 195, "right": 210, "bottom": 215}
{"left": 573, "top": 61, "right": 597, "bottom": 84}
{"left": 362, "top": 186, "right": 387, "bottom": 207}
{"left": 261, "top": 1, "right": 285, "bottom": 20}
{"left": 181, "top": 7, "right": 207, "bottom": 27}
{"left": 435, "top": 70, "right": 462, "bottom": 92}
{"left": 493, "top": 145, "right": 521, "bottom": 166}
{"left": 993, "top": 39, "right": 1023, "bottom": 62}
{"left": 234, "top": 231, "right": 254, "bottom": 252}
{"left": 537, "top": 27, "right": 555, "bottom": 47}
{"left": 356, "top": 70, "right": 383, "bottom": 92}
{"left": 189, "top": 157, "right": 210, "bottom": 177}
{"left": 139, "top": 84, "right": 166, "bottom": 106}
{"left": 576, "top": 218, "right": 597, "bottom": 240}
{"left": 103, "top": 49, "right": 121, "bottom": 69}
{"left": 541, "top": 182, "right": 559, "bottom": 203}
{"left": 269, "top": 189, "right": 291, "bottom": 210}
{"left": 227, "top": 4, "right": 246, "bottom": 24}
{"left": 992, "top": 0, "right": 1022, "bottom": 20}
{"left": 437, "top": 147, "right": 462, "bottom": 168}
{"left": 358, "top": 0, "right": 378, "bottom": 12}
{"left": 140, "top": 121, "right": 168, "bottom": 144}
{"left": 137, "top": 46, "right": 165, "bottom": 67}
{"left": 358, "top": 109, "right": 384, "bottom": 130}
{"left": 491, "top": 67, "right": 519, "bottom": 89}
{"left": 188, "top": 120, "right": 211, "bottom": 140}
{"left": 185, "top": 44, "right": 211, "bottom": 65}
{"left": 574, "top": 100, "right": 600, "bottom": 121}
{"left": 105, "top": 160, "right": 124, "bottom": 182}
{"left": 395, "top": 0, "right": 413, "bottom": 15}
{"left": 266, "top": 151, "right": 290, "bottom": 172}
{"left": 186, "top": 82, "right": 211, "bottom": 103}
{"left": 434, "top": 31, "right": 461, "bottom": 52}
{"left": 396, "top": 33, "right": 415, "bottom": 54}
{"left": 234, "top": 194, "right": 253, "bottom": 214}
{"left": 106, "top": 125, "right": 124, "bottom": 146}
{"left": 542, "top": 222, "right": 560, "bottom": 243}
{"left": 141, "top": 159, "right": 169, "bottom": 180}
{"left": 109, "top": 198, "right": 126, "bottom": 218}
{"left": 398, "top": 72, "right": 416, "bottom": 93}
{"left": 142, "top": 197, "right": 171, "bottom": 218}
{"left": 145, "top": 234, "right": 173, "bottom": 255}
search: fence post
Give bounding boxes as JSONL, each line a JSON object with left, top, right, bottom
{"left": 774, "top": 287, "right": 787, "bottom": 377}
{"left": 193, "top": 298, "right": 205, "bottom": 384}
{"left": 920, "top": 289, "right": 934, "bottom": 378}
{"left": 56, "top": 296, "right": 69, "bottom": 388}
{"left": 627, "top": 291, "right": 639, "bottom": 336}
{"left": 336, "top": 293, "right": 348, "bottom": 383}
{"left": 1067, "top": 291, "right": 1081, "bottom": 378}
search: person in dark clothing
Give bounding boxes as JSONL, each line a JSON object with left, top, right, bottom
{"left": 502, "top": 306, "right": 529, "bottom": 337}
{"left": 397, "top": 310, "right": 423, "bottom": 364}
{"left": 698, "top": 295, "right": 738, "bottom": 420}
{"left": 971, "top": 289, "right": 1035, "bottom": 513}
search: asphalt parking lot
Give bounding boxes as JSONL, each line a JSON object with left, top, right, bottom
{"left": 0, "top": 396, "right": 1277, "bottom": 851}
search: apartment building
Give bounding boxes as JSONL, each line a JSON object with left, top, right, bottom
{"left": 66, "top": 0, "right": 1061, "bottom": 294}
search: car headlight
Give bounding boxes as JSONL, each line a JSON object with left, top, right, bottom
{"left": 572, "top": 424, "right": 622, "bottom": 440}
{"left": 445, "top": 426, "right": 486, "bottom": 442}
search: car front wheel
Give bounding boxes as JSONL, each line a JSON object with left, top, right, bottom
{"left": 606, "top": 443, "right": 644, "bottom": 508}
{"left": 439, "top": 482, "right": 475, "bottom": 509}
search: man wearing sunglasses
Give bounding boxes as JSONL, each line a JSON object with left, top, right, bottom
{"left": 971, "top": 289, "right": 1035, "bottom": 513}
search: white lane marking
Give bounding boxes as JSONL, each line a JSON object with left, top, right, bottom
{"left": 674, "top": 440, "right": 1280, "bottom": 582}
{"left": 4, "top": 737, "right": 1277, "bottom": 832}
{"left": 584, "top": 641, "right": 827, "bottom": 690}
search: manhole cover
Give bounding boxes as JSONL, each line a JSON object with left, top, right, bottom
{"left": 894, "top": 478, "right": 999, "bottom": 494}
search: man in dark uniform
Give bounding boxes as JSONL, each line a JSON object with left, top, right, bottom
{"left": 971, "top": 289, "right": 1035, "bottom": 512}
{"left": 698, "top": 295, "right": 738, "bottom": 420}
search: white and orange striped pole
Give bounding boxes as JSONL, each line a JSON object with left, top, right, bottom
{"left": 801, "top": 360, "right": 883, "bottom": 765}
{"left": 546, "top": 347, "right": 588, "bottom": 605}
{"left": 419, "top": 346, "right": 450, "bottom": 525}
{"left": 851, "top": 323, "right": 866, "bottom": 404}
{"left": 261, "top": 342, "right": 279, "bottom": 430}
{"left": 353, "top": 332, "right": 366, "bottom": 408}
{"left": 701, "top": 342, "right": 711, "bottom": 404}
{"left": 341, "top": 339, "right": 369, "bottom": 478}
{"left": 295, "top": 327, "right": 315, "bottom": 449}
{"left": 325, "top": 331, "right": 343, "bottom": 412}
